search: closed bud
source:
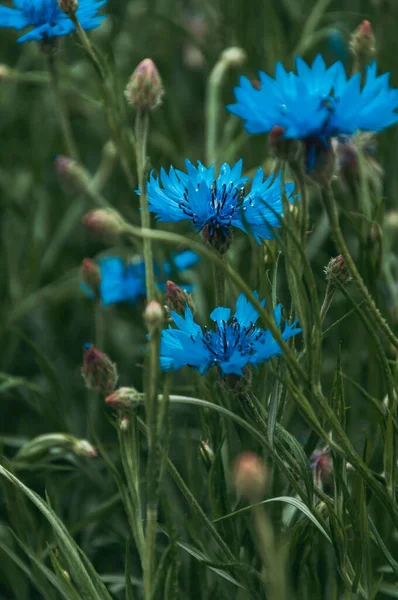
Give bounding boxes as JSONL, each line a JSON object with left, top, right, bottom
{"left": 125, "top": 59, "right": 164, "bottom": 111}
{"left": 144, "top": 300, "right": 164, "bottom": 328}
{"left": 82, "top": 208, "right": 126, "bottom": 243}
{"left": 57, "top": 0, "right": 78, "bottom": 15}
{"left": 105, "top": 386, "right": 141, "bottom": 409}
{"left": 82, "top": 343, "right": 118, "bottom": 396}
{"left": 166, "top": 281, "right": 194, "bottom": 314}
{"left": 119, "top": 415, "right": 130, "bottom": 431}
{"left": 81, "top": 258, "right": 101, "bottom": 298}
{"left": 350, "top": 20, "right": 376, "bottom": 62}
{"left": 310, "top": 446, "right": 333, "bottom": 491}
{"left": 72, "top": 439, "right": 97, "bottom": 457}
{"left": 233, "top": 452, "right": 269, "bottom": 502}
{"left": 221, "top": 47, "right": 247, "bottom": 68}
{"left": 54, "top": 154, "right": 91, "bottom": 194}
{"left": 199, "top": 440, "right": 215, "bottom": 468}
{"left": 14, "top": 433, "right": 97, "bottom": 462}
{"left": 325, "top": 255, "right": 351, "bottom": 284}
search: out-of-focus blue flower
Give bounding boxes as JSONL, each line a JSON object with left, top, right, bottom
{"left": 0, "top": 0, "right": 106, "bottom": 43}
{"left": 146, "top": 159, "right": 297, "bottom": 246}
{"left": 159, "top": 292, "right": 301, "bottom": 377}
{"left": 228, "top": 55, "right": 398, "bottom": 142}
{"left": 82, "top": 250, "right": 200, "bottom": 306}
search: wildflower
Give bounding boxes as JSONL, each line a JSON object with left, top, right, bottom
{"left": 159, "top": 292, "right": 301, "bottom": 377}
{"left": 0, "top": 0, "right": 106, "bottom": 43}
{"left": 228, "top": 55, "right": 398, "bottom": 171}
{"left": 81, "top": 250, "right": 200, "bottom": 306}
{"left": 146, "top": 159, "right": 297, "bottom": 251}
{"left": 82, "top": 343, "right": 118, "bottom": 396}
{"left": 233, "top": 452, "right": 269, "bottom": 502}
{"left": 125, "top": 58, "right": 164, "bottom": 111}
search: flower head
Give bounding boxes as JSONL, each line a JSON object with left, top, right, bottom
{"left": 81, "top": 250, "right": 200, "bottom": 306}
{"left": 146, "top": 159, "right": 296, "bottom": 248}
{"left": 228, "top": 54, "right": 398, "bottom": 143}
{"left": 0, "top": 0, "right": 106, "bottom": 43}
{"left": 159, "top": 292, "right": 301, "bottom": 377}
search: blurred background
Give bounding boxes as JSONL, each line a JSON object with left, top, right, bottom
{"left": 1, "top": 0, "right": 398, "bottom": 597}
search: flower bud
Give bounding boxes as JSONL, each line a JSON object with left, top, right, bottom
{"left": 349, "top": 20, "right": 376, "bottom": 62}
{"left": 81, "top": 258, "right": 101, "bottom": 298}
{"left": 54, "top": 154, "right": 91, "bottom": 194}
{"left": 310, "top": 446, "right": 333, "bottom": 490}
{"left": 324, "top": 255, "right": 351, "bottom": 284}
{"left": 221, "top": 47, "right": 247, "bottom": 68}
{"left": 72, "top": 439, "right": 97, "bottom": 457}
{"left": 82, "top": 343, "right": 118, "bottom": 397}
{"left": 14, "top": 433, "right": 97, "bottom": 462}
{"left": 124, "top": 59, "right": 164, "bottom": 111}
{"left": 199, "top": 440, "right": 215, "bottom": 468}
{"left": 165, "top": 281, "right": 194, "bottom": 314}
{"left": 105, "top": 386, "right": 141, "bottom": 409}
{"left": 57, "top": 0, "right": 78, "bottom": 15}
{"left": 144, "top": 300, "right": 164, "bottom": 328}
{"left": 0, "top": 64, "right": 11, "bottom": 79}
{"left": 82, "top": 209, "right": 126, "bottom": 243}
{"left": 119, "top": 415, "right": 130, "bottom": 431}
{"left": 233, "top": 452, "right": 269, "bottom": 502}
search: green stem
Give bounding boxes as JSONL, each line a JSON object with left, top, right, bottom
{"left": 320, "top": 281, "right": 336, "bottom": 324}
{"left": 136, "top": 110, "right": 156, "bottom": 303}
{"left": 322, "top": 186, "right": 398, "bottom": 351}
{"left": 212, "top": 259, "right": 226, "bottom": 306}
{"left": 47, "top": 53, "right": 79, "bottom": 160}
{"left": 94, "top": 301, "right": 104, "bottom": 349}
{"left": 205, "top": 60, "right": 228, "bottom": 165}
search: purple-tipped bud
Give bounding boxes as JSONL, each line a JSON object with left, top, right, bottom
{"left": 124, "top": 59, "right": 164, "bottom": 111}
{"left": 57, "top": 0, "right": 78, "bottom": 15}
{"left": 233, "top": 452, "right": 269, "bottom": 502}
{"left": 105, "top": 386, "right": 141, "bottom": 409}
{"left": 165, "top": 281, "right": 194, "bottom": 314}
{"left": 81, "top": 258, "right": 101, "bottom": 298}
{"left": 144, "top": 300, "right": 164, "bottom": 328}
{"left": 349, "top": 20, "right": 376, "bottom": 60}
{"left": 310, "top": 447, "right": 333, "bottom": 490}
{"left": 82, "top": 344, "right": 118, "bottom": 397}
{"left": 82, "top": 209, "right": 126, "bottom": 243}
{"left": 54, "top": 154, "right": 91, "bottom": 194}
{"left": 324, "top": 255, "right": 351, "bottom": 284}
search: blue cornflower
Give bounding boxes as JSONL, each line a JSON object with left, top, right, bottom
{"left": 82, "top": 250, "right": 200, "bottom": 306}
{"left": 228, "top": 54, "right": 398, "bottom": 142}
{"left": 0, "top": 0, "right": 106, "bottom": 43}
{"left": 146, "top": 159, "right": 297, "bottom": 249}
{"left": 160, "top": 292, "right": 301, "bottom": 377}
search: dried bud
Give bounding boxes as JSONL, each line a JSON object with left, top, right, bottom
{"left": 324, "top": 255, "right": 351, "bottom": 284}
{"left": 349, "top": 20, "right": 376, "bottom": 62}
{"left": 310, "top": 447, "right": 333, "bottom": 490}
{"left": 82, "top": 343, "right": 118, "bottom": 396}
{"left": 199, "top": 440, "right": 215, "bottom": 468}
{"left": 233, "top": 452, "right": 269, "bottom": 502}
{"left": 105, "top": 386, "right": 141, "bottom": 409}
{"left": 54, "top": 154, "right": 91, "bottom": 194}
{"left": 144, "top": 300, "right": 164, "bottom": 328}
{"left": 165, "top": 281, "right": 194, "bottom": 314}
{"left": 124, "top": 59, "right": 164, "bottom": 111}
{"left": 57, "top": 0, "right": 78, "bottom": 15}
{"left": 82, "top": 209, "right": 126, "bottom": 243}
{"left": 72, "top": 439, "right": 97, "bottom": 457}
{"left": 221, "top": 47, "right": 247, "bottom": 68}
{"left": 81, "top": 258, "right": 101, "bottom": 298}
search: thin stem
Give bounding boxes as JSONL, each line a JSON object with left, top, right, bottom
{"left": 205, "top": 60, "right": 228, "bottom": 165}
{"left": 320, "top": 281, "right": 336, "bottom": 324}
{"left": 212, "top": 259, "right": 226, "bottom": 306}
{"left": 94, "top": 301, "right": 104, "bottom": 349}
{"left": 322, "top": 186, "right": 398, "bottom": 351}
{"left": 47, "top": 53, "right": 79, "bottom": 160}
{"left": 136, "top": 110, "right": 156, "bottom": 303}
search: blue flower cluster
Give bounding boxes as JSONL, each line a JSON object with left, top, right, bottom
{"left": 0, "top": 0, "right": 106, "bottom": 42}
{"left": 82, "top": 250, "right": 200, "bottom": 306}
{"left": 160, "top": 292, "right": 301, "bottom": 377}
{"left": 228, "top": 55, "right": 398, "bottom": 143}
{"left": 146, "top": 159, "right": 297, "bottom": 245}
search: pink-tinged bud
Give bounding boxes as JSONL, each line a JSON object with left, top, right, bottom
{"left": 350, "top": 20, "right": 376, "bottom": 60}
{"left": 82, "top": 344, "right": 118, "bottom": 397}
{"left": 144, "top": 300, "right": 164, "bottom": 328}
{"left": 82, "top": 209, "right": 126, "bottom": 243}
{"left": 233, "top": 452, "right": 269, "bottom": 502}
{"left": 105, "top": 386, "right": 141, "bottom": 409}
{"left": 54, "top": 154, "right": 91, "bottom": 194}
{"left": 124, "top": 59, "right": 164, "bottom": 111}
{"left": 73, "top": 439, "right": 97, "bottom": 457}
{"left": 251, "top": 79, "right": 261, "bottom": 90}
{"left": 81, "top": 258, "right": 101, "bottom": 298}
{"left": 165, "top": 281, "right": 194, "bottom": 314}
{"left": 57, "top": 0, "right": 78, "bottom": 15}
{"left": 324, "top": 255, "right": 351, "bottom": 284}
{"left": 310, "top": 447, "right": 333, "bottom": 490}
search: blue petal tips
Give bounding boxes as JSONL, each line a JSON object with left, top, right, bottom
{"left": 0, "top": 0, "right": 107, "bottom": 42}
{"left": 145, "top": 159, "right": 297, "bottom": 251}
{"left": 159, "top": 292, "right": 301, "bottom": 377}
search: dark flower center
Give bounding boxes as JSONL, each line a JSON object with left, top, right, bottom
{"left": 202, "top": 319, "right": 263, "bottom": 365}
